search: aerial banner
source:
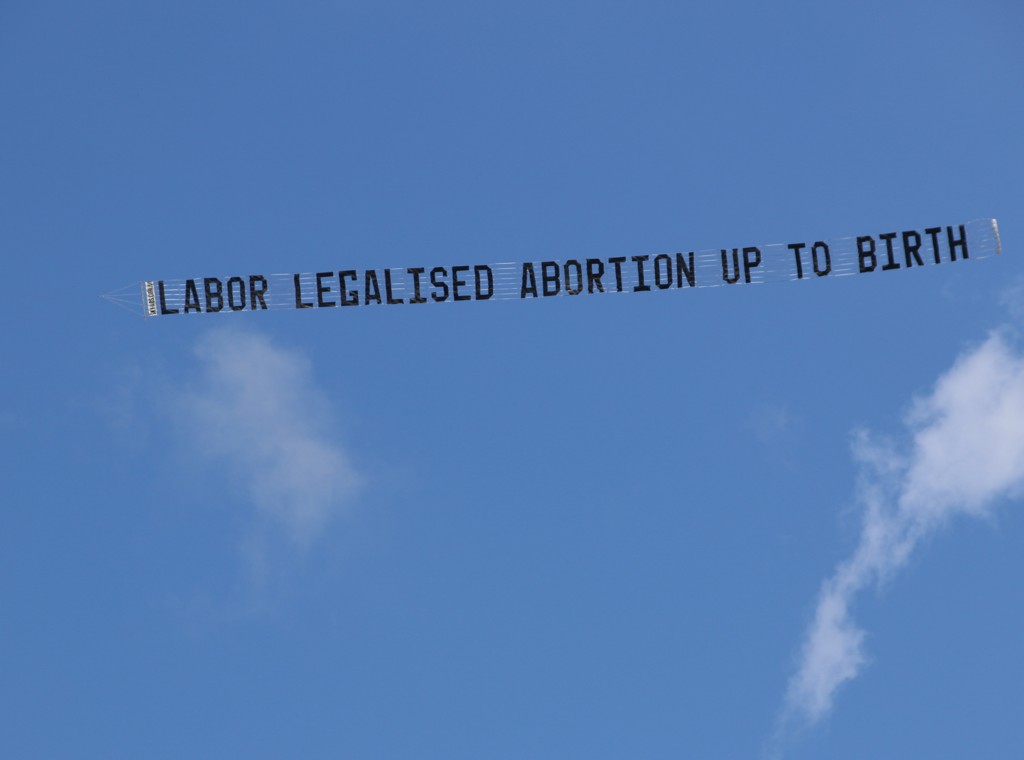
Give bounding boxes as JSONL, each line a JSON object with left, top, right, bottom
{"left": 103, "top": 219, "right": 1002, "bottom": 317}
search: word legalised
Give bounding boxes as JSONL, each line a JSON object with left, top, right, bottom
{"left": 138, "top": 220, "right": 1000, "bottom": 317}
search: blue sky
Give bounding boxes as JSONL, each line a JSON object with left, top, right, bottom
{"left": 2, "top": 1, "right": 1024, "bottom": 757}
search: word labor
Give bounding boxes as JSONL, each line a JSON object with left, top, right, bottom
{"left": 154, "top": 275, "right": 269, "bottom": 314}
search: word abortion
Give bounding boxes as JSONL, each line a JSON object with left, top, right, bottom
{"left": 136, "top": 219, "right": 1001, "bottom": 317}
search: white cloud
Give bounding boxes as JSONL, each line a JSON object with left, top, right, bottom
{"left": 780, "top": 330, "right": 1024, "bottom": 732}
{"left": 175, "top": 328, "right": 361, "bottom": 552}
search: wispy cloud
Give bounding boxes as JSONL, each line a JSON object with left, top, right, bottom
{"left": 777, "top": 329, "right": 1024, "bottom": 740}
{"left": 175, "top": 328, "right": 361, "bottom": 560}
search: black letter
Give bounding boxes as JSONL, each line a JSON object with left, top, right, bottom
{"left": 249, "top": 275, "right": 268, "bottom": 310}
{"left": 408, "top": 267, "right": 427, "bottom": 304}
{"left": 158, "top": 281, "right": 179, "bottom": 315}
{"left": 431, "top": 267, "right": 449, "bottom": 302}
{"left": 541, "top": 261, "right": 560, "bottom": 296}
{"left": 227, "top": 276, "right": 247, "bottom": 311}
{"left": 564, "top": 260, "right": 583, "bottom": 295}
{"left": 742, "top": 247, "right": 761, "bottom": 283}
{"left": 339, "top": 271, "right": 359, "bottom": 306}
{"left": 880, "top": 233, "right": 900, "bottom": 271}
{"left": 294, "top": 274, "right": 313, "bottom": 308}
{"left": 676, "top": 252, "right": 695, "bottom": 288}
{"left": 653, "top": 254, "right": 673, "bottom": 289}
{"left": 316, "top": 272, "right": 336, "bottom": 308}
{"left": 856, "top": 236, "right": 877, "bottom": 273}
{"left": 902, "top": 231, "right": 923, "bottom": 267}
{"left": 608, "top": 257, "right": 626, "bottom": 292}
{"left": 947, "top": 224, "right": 968, "bottom": 261}
{"left": 452, "top": 265, "right": 470, "bottom": 301}
{"left": 520, "top": 263, "right": 538, "bottom": 298}
{"left": 204, "top": 277, "right": 223, "bottom": 312}
{"left": 721, "top": 249, "right": 741, "bottom": 284}
{"left": 788, "top": 243, "right": 806, "bottom": 280}
{"left": 586, "top": 259, "right": 605, "bottom": 293}
{"left": 184, "top": 280, "right": 202, "bottom": 313}
{"left": 474, "top": 265, "right": 494, "bottom": 300}
{"left": 811, "top": 242, "right": 831, "bottom": 277}
{"left": 632, "top": 255, "right": 651, "bottom": 292}
{"left": 364, "top": 270, "right": 382, "bottom": 305}
{"left": 384, "top": 269, "right": 404, "bottom": 304}
{"left": 924, "top": 227, "right": 943, "bottom": 264}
